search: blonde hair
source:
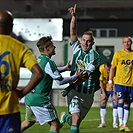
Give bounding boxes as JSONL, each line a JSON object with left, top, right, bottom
{"left": 82, "top": 31, "right": 94, "bottom": 42}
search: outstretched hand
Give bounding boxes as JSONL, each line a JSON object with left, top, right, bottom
{"left": 68, "top": 4, "right": 77, "bottom": 16}
{"left": 61, "top": 71, "right": 89, "bottom": 97}
{"left": 75, "top": 71, "right": 89, "bottom": 81}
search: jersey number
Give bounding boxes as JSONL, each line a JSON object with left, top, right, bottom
{"left": 0, "top": 51, "right": 10, "bottom": 78}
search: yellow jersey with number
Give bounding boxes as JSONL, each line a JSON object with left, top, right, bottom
{"left": 112, "top": 49, "right": 133, "bottom": 86}
{"left": 0, "top": 35, "right": 38, "bottom": 115}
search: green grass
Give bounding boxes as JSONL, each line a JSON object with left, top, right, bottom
{"left": 21, "top": 105, "right": 133, "bottom": 133}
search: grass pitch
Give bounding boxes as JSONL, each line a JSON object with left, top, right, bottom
{"left": 21, "top": 105, "right": 133, "bottom": 133}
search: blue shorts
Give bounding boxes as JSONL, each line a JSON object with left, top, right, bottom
{"left": 100, "top": 90, "right": 114, "bottom": 101}
{"left": 115, "top": 84, "right": 133, "bottom": 102}
{"left": 0, "top": 112, "right": 21, "bottom": 133}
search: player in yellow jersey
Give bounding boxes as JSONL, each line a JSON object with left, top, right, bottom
{"left": 97, "top": 62, "right": 118, "bottom": 128}
{"left": 109, "top": 36, "right": 133, "bottom": 132}
{"left": 0, "top": 10, "right": 43, "bottom": 133}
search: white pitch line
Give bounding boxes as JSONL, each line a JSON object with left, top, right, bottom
{"left": 83, "top": 119, "right": 100, "bottom": 122}
{"left": 83, "top": 119, "right": 113, "bottom": 122}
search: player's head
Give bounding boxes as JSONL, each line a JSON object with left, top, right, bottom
{"left": 0, "top": 10, "right": 14, "bottom": 35}
{"left": 104, "top": 62, "right": 111, "bottom": 73}
{"left": 36, "top": 36, "right": 56, "bottom": 57}
{"left": 81, "top": 31, "right": 95, "bottom": 53}
{"left": 122, "top": 36, "right": 132, "bottom": 51}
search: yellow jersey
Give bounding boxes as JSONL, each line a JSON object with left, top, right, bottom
{"left": 112, "top": 49, "right": 133, "bottom": 86}
{"left": 0, "top": 35, "right": 38, "bottom": 115}
{"left": 99, "top": 64, "right": 110, "bottom": 91}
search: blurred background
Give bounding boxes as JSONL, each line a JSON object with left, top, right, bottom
{"left": 1, "top": 0, "right": 133, "bottom": 106}
{"left": 1, "top": 0, "right": 133, "bottom": 38}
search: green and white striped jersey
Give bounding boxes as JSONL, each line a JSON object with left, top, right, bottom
{"left": 70, "top": 40, "right": 100, "bottom": 94}
{"left": 25, "top": 54, "right": 62, "bottom": 106}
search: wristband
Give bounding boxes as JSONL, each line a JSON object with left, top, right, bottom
{"left": 108, "top": 80, "right": 112, "bottom": 84}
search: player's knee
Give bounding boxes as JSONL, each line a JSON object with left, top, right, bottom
{"left": 50, "top": 119, "right": 62, "bottom": 131}
{"left": 21, "top": 120, "right": 35, "bottom": 132}
{"left": 26, "top": 120, "right": 35, "bottom": 127}
{"left": 101, "top": 101, "right": 106, "bottom": 106}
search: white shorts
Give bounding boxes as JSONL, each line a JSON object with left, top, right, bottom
{"left": 26, "top": 103, "right": 58, "bottom": 125}
{"left": 67, "top": 89, "right": 94, "bottom": 120}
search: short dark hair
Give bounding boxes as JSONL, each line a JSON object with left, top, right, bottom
{"left": 0, "top": 10, "right": 14, "bottom": 34}
{"left": 36, "top": 36, "right": 52, "bottom": 52}
{"left": 104, "top": 62, "right": 111, "bottom": 67}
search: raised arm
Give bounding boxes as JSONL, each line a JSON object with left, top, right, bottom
{"left": 68, "top": 4, "right": 78, "bottom": 42}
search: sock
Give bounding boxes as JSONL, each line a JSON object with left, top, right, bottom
{"left": 100, "top": 106, "right": 106, "bottom": 124}
{"left": 118, "top": 103, "right": 123, "bottom": 126}
{"left": 113, "top": 108, "right": 118, "bottom": 124}
{"left": 65, "top": 116, "right": 71, "bottom": 126}
{"left": 123, "top": 106, "right": 130, "bottom": 126}
{"left": 70, "top": 125, "right": 79, "bottom": 133}
{"left": 62, "top": 113, "right": 71, "bottom": 126}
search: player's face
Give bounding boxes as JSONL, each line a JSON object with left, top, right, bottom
{"left": 122, "top": 37, "right": 132, "bottom": 51}
{"left": 48, "top": 42, "right": 56, "bottom": 56}
{"left": 81, "top": 34, "right": 94, "bottom": 53}
{"left": 104, "top": 65, "right": 110, "bottom": 73}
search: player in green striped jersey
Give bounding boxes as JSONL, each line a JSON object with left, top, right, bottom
{"left": 60, "top": 4, "right": 100, "bottom": 133}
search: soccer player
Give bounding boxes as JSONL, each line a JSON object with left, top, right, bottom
{"left": 21, "top": 36, "right": 85, "bottom": 133}
{"left": 60, "top": 4, "right": 100, "bottom": 133}
{"left": 109, "top": 36, "right": 133, "bottom": 132}
{"left": 97, "top": 62, "right": 118, "bottom": 128}
{"left": 0, "top": 10, "right": 44, "bottom": 133}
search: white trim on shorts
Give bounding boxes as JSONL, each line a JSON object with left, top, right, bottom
{"left": 67, "top": 89, "right": 94, "bottom": 120}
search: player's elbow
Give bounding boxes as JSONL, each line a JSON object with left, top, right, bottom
{"left": 34, "top": 71, "right": 44, "bottom": 82}
{"left": 38, "top": 72, "right": 44, "bottom": 80}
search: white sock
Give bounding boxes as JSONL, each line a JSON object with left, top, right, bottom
{"left": 118, "top": 107, "right": 123, "bottom": 126}
{"left": 123, "top": 109, "right": 129, "bottom": 126}
{"left": 113, "top": 108, "right": 118, "bottom": 124}
{"left": 100, "top": 108, "right": 106, "bottom": 124}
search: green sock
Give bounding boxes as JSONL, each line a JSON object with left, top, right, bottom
{"left": 65, "top": 116, "right": 71, "bottom": 126}
{"left": 49, "top": 130, "right": 59, "bottom": 133}
{"left": 70, "top": 125, "right": 79, "bottom": 133}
